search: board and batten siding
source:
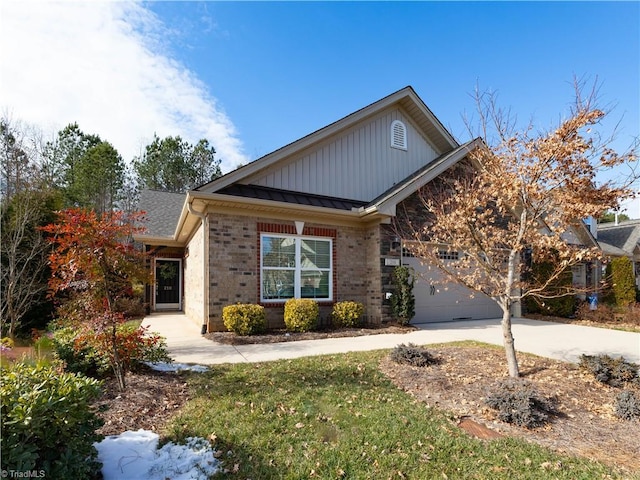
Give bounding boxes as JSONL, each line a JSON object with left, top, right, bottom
{"left": 247, "top": 108, "right": 440, "bottom": 202}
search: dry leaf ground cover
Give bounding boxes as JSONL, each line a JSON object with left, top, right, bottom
{"left": 380, "top": 342, "right": 640, "bottom": 474}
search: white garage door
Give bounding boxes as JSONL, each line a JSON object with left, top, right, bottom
{"left": 404, "top": 256, "right": 503, "bottom": 323}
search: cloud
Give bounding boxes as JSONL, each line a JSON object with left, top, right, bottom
{"left": 0, "top": 0, "right": 247, "bottom": 172}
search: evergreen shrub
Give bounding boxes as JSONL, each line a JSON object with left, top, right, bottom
{"left": 284, "top": 299, "right": 319, "bottom": 332}
{"left": 484, "top": 378, "right": 557, "bottom": 429}
{"left": 331, "top": 301, "right": 365, "bottom": 328}
{"left": 223, "top": 303, "right": 267, "bottom": 336}
{"left": 0, "top": 362, "right": 103, "bottom": 478}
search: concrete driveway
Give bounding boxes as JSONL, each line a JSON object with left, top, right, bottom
{"left": 142, "top": 313, "right": 640, "bottom": 366}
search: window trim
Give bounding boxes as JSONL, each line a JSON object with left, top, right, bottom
{"left": 260, "top": 233, "right": 333, "bottom": 303}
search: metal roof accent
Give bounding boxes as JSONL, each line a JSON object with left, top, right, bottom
{"left": 216, "top": 184, "right": 367, "bottom": 211}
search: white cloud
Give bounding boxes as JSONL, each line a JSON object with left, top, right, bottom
{"left": 0, "top": 0, "right": 247, "bottom": 172}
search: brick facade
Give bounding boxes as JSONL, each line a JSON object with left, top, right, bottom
{"left": 204, "top": 212, "right": 392, "bottom": 331}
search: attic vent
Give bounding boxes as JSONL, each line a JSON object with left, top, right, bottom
{"left": 390, "top": 120, "right": 407, "bottom": 150}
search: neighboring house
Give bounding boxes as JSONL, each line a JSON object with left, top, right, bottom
{"left": 597, "top": 219, "right": 640, "bottom": 287}
{"left": 136, "top": 86, "right": 599, "bottom": 331}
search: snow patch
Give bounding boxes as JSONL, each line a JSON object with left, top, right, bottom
{"left": 145, "top": 361, "right": 208, "bottom": 372}
{"left": 95, "top": 429, "right": 219, "bottom": 480}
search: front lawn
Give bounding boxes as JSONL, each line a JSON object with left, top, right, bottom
{"left": 164, "top": 350, "right": 626, "bottom": 479}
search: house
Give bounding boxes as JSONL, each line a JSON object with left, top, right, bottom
{"left": 597, "top": 219, "right": 640, "bottom": 287}
{"left": 136, "top": 86, "right": 598, "bottom": 331}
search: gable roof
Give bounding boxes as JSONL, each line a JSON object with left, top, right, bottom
{"left": 137, "top": 87, "right": 475, "bottom": 244}
{"left": 195, "top": 86, "right": 459, "bottom": 195}
{"left": 597, "top": 220, "right": 640, "bottom": 257}
{"left": 364, "top": 138, "right": 483, "bottom": 215}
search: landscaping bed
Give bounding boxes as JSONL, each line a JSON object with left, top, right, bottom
{"left": 204, "top": 322, "right": 416, "bottom": 345}
{"left": 380, "top": 343, "right": 640, "bottom": 472}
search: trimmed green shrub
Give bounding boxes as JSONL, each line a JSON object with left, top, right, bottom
{"left": 485, "top": 378, "right": 557, "bottom": 429}
{"left": 284, "top": 299, "right": 319, "bottom": 332}
{"left": 331, "top": 301, "right": 365, "bottom": 328}
{"left": 390, "top": 266, "right": 415, "bottom": 325}
{"left": 223, "top": 304, "right": 267, "bottom": 336}
{"left": 615, "top": 390, "right": 640, "bottom": 420}
{"left": 389, "top": 343, "right": 437, "bottom": 367}
{"left": 0, "top": 362, "right": 104, "bottom": 478}
{"left": 579, "top": 354, "right": 639, "bottom": 387}
{"left": 609, "top": 257, "right": 636, "bottom": 307}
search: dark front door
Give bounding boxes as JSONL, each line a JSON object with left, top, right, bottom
{"left": 155, "top": 259, "right": 181, "bottom": 309}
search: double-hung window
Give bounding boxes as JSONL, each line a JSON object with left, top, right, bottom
{"left": 261, "top": 234, "right": 332, "bottom": 302}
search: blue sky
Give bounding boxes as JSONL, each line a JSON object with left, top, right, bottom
{"left": 1, "top": 1, "right": 638, "bottom": 208}
{"left": 147, "top": 1, "right": 639, "bottom": 160}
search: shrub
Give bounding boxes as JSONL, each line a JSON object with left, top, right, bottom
{"left": 574, "top": 302, "right": 640, "bottom": 326}
{"left": 615, "top": 390, "right": 640, "bottom": 420}
{"left": 52, "top": 324, "right": 171, "bottom": 378}
{"left": 484, "top": 378, "right": 557, "bottom": 429}
{"left": 223, "top": 304, "right": 267, "bottom": 336}
{"left": 284, "top": 299, "right": 319, "bottom": 332}
{"left": 524, "top": 261, "right": 575, "bottom": 317}
{"left": 608, "top": 257, "right": 636, "bottom": 307}
{"left": 52, "top": 327, "right": 107, "bottom": 377}
{"left": 389, "top": 343, "right": 437, "bottom": 367}
{"left": 114, "top": 296, "right": 147, "bottom": 318}
{"left": 0, "top": 362, "right": 103, "bottom": 478}
{"left": 390, "top": 266, "right": 415, "bottom": 325}
{"left": 332, "top": 301, "right": 365, "bottom": 328}
{"left": 579, "top": 354, "right": 639, "bottom": 388}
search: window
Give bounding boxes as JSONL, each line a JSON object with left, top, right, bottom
{"left": 437, "top": 249, "right": 459, "bottom": 260}
{"left": 261, "top": 234, "right": 332, "bottom": 302}
{"left": 390, "top": 120, "right": 407, "bottom": 150}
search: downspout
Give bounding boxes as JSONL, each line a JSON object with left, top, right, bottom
{"left": 187, "top": 199, "right": 210, "bottom": 334}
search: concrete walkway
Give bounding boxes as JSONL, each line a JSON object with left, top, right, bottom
{"left": 142, "top": 313, "right": 640, "bottom": 366}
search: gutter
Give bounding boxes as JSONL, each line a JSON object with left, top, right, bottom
{"left": 187, "top": 199, "right": 210, "bottom": 334}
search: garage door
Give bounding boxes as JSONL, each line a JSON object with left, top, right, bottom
{"left": 404, "top": 256, "right": 502, "bottom": 323}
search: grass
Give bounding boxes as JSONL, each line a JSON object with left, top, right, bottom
{"left": 165, "top": 350, "right": 626, "bottom": 479}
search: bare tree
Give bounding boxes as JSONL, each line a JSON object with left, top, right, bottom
{"left": 1, "top": 192, "right": 53, "bottom": 338}
{"left": 399, "top": 81, "right": 637, "bottom": 377}
{"left": 0, "top": 115, "right": 58, "bottom": 338}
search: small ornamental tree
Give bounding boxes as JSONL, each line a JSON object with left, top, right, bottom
{"left": 398, "top": 82, "right": 637, "bottom": 378}
{"left": 41, "top": 208, "right": 150, "bottom": 390}
{"left": 390, "top": 266, "right": 415, "bottom": 325}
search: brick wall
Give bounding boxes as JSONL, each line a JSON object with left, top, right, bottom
{"left": 184, "top": 221, "right": 205, "bottom": 326}
{"left": 205, "top": 213, "right": 387, "bottom": 331}
{"left": 207, "top": 213, "right": 258, "bottom": 331}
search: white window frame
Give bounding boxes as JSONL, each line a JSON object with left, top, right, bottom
{"left": 260, "top": 233, "right": 333, "bottom": 303}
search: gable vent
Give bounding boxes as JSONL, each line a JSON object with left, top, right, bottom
{"left": 390, "top": 120, "right": 407, "bottom": 150}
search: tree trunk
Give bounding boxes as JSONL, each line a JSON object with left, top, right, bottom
{"left": 111, "top": 321, "right": 126, "bottom": 390}
{"left": 501, "top": 306, "right": 520, "bottom": 377}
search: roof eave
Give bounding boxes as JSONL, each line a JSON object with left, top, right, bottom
{"left": 368, "top": 138, "right": 483, "bottom": 214}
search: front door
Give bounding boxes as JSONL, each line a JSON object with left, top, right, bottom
{"left": 155, "top": 258, "right": 182, "bottom": 310}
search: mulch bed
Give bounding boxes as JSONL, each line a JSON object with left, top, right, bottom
{"left": 94, "top": 368, "right": 191, "bottom": 437}
{"left": 379, "top": 345, "right": 640, "bottom": 473}
{"left": 204, "top": 323, "right": 416, "bottom": 345}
